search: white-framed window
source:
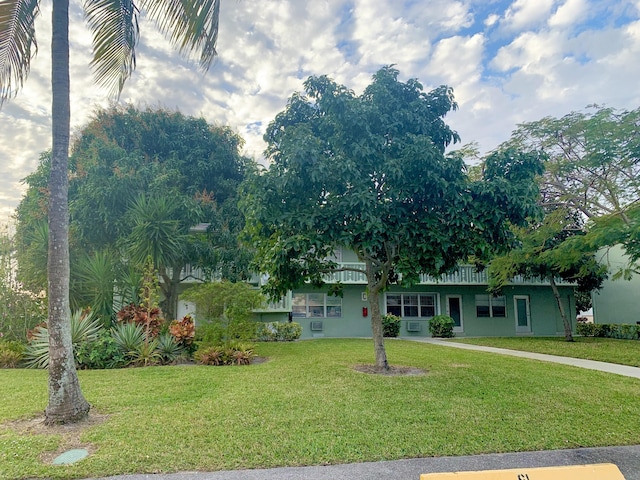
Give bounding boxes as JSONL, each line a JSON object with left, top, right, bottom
{"left": 475, "top": 294, "right": 506, "bottom": 318}
{"left": 292, "top": 293, "right": 342, "bottom": 318}
{"left": 385, "top": 293, "right": 437, "bottom": 318}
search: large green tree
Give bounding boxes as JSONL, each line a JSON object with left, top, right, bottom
{"left": 0, "top": 0, "right": 221, "bottom": 424}
{"left": 242, "top": 66, "right": 543, "bottom": 370}
{"left": 16, "top": 106, "right": 252, "bottom": 322}
{"left": 503, "top": 106, "right": 640, "bottom": 277}
{"left": 488, "top": 209, "right": 606, "bottom": 341}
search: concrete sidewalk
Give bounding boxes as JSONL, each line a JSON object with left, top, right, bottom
{"left": 411, "top": 337, "right": 640, "bottom": 379}
{"left": 88, "top": 445, "right": 640, "bottom": 480}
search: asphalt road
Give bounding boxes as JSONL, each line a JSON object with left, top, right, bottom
{"left": 87, "top": 445, "right": 640, "bottom": 480}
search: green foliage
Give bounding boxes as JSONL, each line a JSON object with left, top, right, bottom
{"left": 428, "top": 315, "right": 455, "bottom": 338}
{"left": 382, "top": 314, "right": 401, "bottom": 338}
{"left": 156, "top": 333, "right": 185, "bottom": 364}
{"left": 184, "top": 281, "right": 264, "bottom": 345}
{"left": 23, "top": 310, "right": 102, "bottom": 368}
{"left": 255, "top": 322, "right": 302, "bottom": 342}
{"left": 576, "top": 323, "right": 596, "bottom": 337}
{"left": 0, "top": 226, "right": 48, "bottom": 341}
{"left": 111, "top": 322, "right": 146, "bottom": 355}
{"left": 242, "top": 66, "right": 542, "bottom": 368}
{"left": 0, "top": 340, "right": 25, "bottom": 368}
{"left": 75, "top": 329, "right": 126, "bottom": 369}
{"left": 503, "top": 106, "right": 640, "bottom": 274}
{"left": 578, "top": 323, "right": 640, "bottom": 340}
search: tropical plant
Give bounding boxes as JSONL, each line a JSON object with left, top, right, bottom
{"left": 0, "top": 339, "right": 25, "bottom": 368}
{"left": 129, "top": 338, "right": 161, "bottom": 367}
{"left": 169, "top": 315, "right": 195, "bottom": 349}
{"left": 428, "top": 315, "right": 455, "bottom": 338}
{"left": 24, "top": 310, "right": 102, "bottom": 369}
{"left": 111, "top": 322, "right": 146, "bottom": 355}
{"left": 156, "top": 332, "right": 184, "bottom": 364}
{"left": 0, "top": 0, "right": 221, "bottom": 424}
{"left": 183, "top": 281, "right": 264, "bottom": 344}
{"left": 75, "top": 329, "right": 126, "bottom": 369}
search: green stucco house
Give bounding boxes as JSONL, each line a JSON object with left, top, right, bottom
{"left": 591, "top": 246, "right": 639, "bottom": 325}
{"left": 176, "top": 248, "right": 576, "bottom": 339}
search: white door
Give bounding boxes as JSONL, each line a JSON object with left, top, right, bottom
{"left": 514, "top": 295, "right": 531, "bottom": 334}
{"left": 446, "top": 295, "right": 463, "bottom": 333}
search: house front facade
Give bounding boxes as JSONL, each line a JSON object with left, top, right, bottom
{"left": 246, "top": 248, "right": 576, "bottom": 339}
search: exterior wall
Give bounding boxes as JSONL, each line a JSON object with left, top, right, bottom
{"left": 267, "top": 284, "right": 574, "bottom": 339}
{"left": 592, "top": 246, "right": 639, "bottom": 325}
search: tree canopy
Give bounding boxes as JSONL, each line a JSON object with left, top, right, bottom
{"left": 488, "top": 209, "right": 607, "bottom": 341}
{"left": 502, "top": 106, "right": 640, "bottom": 277}
{"left": 242, "top": 66, "right": 543, "bottom": 370}
{"left": 16, "top": 106, "right": 253, "bottom": 322}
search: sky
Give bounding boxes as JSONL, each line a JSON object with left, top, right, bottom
{"left": 1, "top": 0, "right": 640, "bottom": 221}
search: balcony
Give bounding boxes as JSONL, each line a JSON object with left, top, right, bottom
{"left": 323, "top": 263, "right": 573, "bottom": 287}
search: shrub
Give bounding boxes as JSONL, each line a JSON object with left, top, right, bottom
{"left": 256, "top": 322, "right": 302, "bottom": 342}
{"left": 593, "top": 324, "right": 611, "bottom": 338}
{"left": 429, "top": 315, "right": 455, "bottom": 338}
{"left": 169, "top": 315, "right": 195, "bottom": 348}
{"left": 194, "top": 345, "right": 226, "bottom": 366}
{"left": 382, "top": 314, "right": 401, "bottom": 337}
{"left": 194, "top": 342, "right": 256, "bottom": 366}
{"left": 0, "top": 340, "right": 25, "bottom": 368}
{"left": 576, "top": 322, "right": 596, "bottom": 337}
{"left": 75, "top": 329, "right": 126, "bottom": 369}
{"left": 116, "top": 303, "right": 164, "bottom": 337}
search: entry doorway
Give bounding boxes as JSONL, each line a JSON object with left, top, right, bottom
{"left": 446, "top": 295, "right": 463, "bottom": 333}
{"left": 514, "top": 295, "right": 531, "bottom": 334}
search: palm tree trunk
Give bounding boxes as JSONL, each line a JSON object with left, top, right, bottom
{"left": 550, "top": 276, "right": 573, "bottom": 342}
{"left": 45, "top": 0, "right": 90, "bottom": 425}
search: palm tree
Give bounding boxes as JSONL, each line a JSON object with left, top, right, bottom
{"left": 0, "top": 0, "right": 221, "bottom": 424}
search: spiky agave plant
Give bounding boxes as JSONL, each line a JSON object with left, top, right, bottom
{"left": 24, "top": 310, "right": 102, "bottom": 368}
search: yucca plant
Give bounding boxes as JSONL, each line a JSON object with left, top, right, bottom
{"left": 111, "top": 322, "right": 146, "bottom": 354}
{"left": 24, "top": 310, "right": 103, "bottom": 369}
{"left": 156, "top": 332, "right": 184, "bottom": 364}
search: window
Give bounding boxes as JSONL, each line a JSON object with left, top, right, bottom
{"left": 475, "top": 294, "right": 506, "bottom": 318}
{"left": 292, "top": 293, "right": 342, "bottom": 318}
{"left": 385, "top": 293, "right": 437, "bottom": 318}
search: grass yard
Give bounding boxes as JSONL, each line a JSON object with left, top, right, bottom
{"left": 1, "top": 338, "right": 640, "bottom": 479}
{"left": 448, "top": 336, "right": 640, "bottom": 367}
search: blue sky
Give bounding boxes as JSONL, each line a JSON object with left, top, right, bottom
{"left": 1, "top": 0, "right": 639, "bottom": 220}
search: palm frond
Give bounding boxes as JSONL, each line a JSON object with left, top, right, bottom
{"left": 83, "top": 0, "right": 140, "bottom": 97}
{"left": 142, "top": 0, "right": 219, "bottom": 71}
{"left": 0, "top": 0, "right": 39, "bottom": 105}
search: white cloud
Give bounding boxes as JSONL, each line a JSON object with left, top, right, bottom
{"left": 548, "top": 0, "right": 588, "bottom": 28}
{"left": 2, "top": 0, "right": 640, "bottom": 222}
{"left": 501, "top": 0, "right": 555, "bottom": 31}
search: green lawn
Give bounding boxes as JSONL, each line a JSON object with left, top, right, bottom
{"left": 1, "top": 338, "right": 640, "bottom": 479}
{"left": 448, "top": 336, "right": 640, "bottom": 367}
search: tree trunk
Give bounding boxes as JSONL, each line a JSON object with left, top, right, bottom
{"left": 160, "top": 266, "right": 181, "bottom": 321}
{"left": 365, "top": 260, "right": 388, "bottom": 371}
{"left": 45, "top": 0, "right": 90, "bottom": 425}
{"left": 550, "top": 276, "right": 573, "bottom": 342}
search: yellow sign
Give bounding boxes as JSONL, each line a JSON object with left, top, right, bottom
{"left": 420, "top": 463, "right": 625, "bottom": 479}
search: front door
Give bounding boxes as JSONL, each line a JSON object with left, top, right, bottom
{"left": 514, "top": 295, "right": 531, "bottom": 334}
{"left": 446, "top": 295, "right": 463, "bottom": 333}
